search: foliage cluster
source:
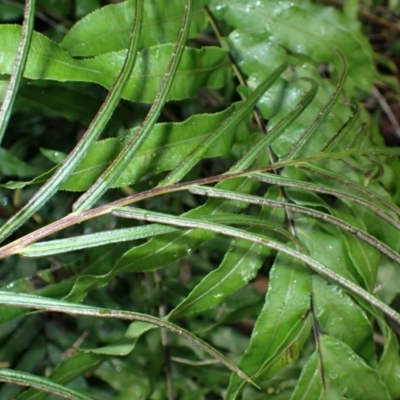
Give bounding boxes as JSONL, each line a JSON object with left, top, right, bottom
{"left": 0, "top": 0, "right": 400, "bottom": 399}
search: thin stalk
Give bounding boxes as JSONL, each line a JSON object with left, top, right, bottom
{"left": 189, "top": 185, "right": 400, "bottom": 266}
{"left": 0, "top": 146, "right": 399, "bottom": 259}
{"left": 250, "top": 172, "right": 400, "bottom": 231}
{"left": 73, "top": 0, "right": 193, "bottom": 212}
{"left": 0, "top": 0, "right": 36, "bottom": 144}
{"left": 0, "top": 291, "right": 256, "bottom": 387}
{"left": 282, "top": 50, "right": 347, "bottom": 161}
{"left": 111, "top": 206, "right": 400, "bottom": 326}
{"left": 0, "top": 0, "right": 144, "bottom": 243}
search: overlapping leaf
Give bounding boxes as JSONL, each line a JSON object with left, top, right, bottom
{"left": 211, "top": 0, "right": 376, "bottom": 91}
{"left": 0, "top": 25, "right": 230, "bottom": 103}
{"left": 61, "top": 0, "right": 209, "bottom": 56}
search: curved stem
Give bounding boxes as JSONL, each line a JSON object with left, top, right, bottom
{"left": 0, "top": 0, "right": 144, "bottom": 243}
{"left": 0, "top": 0, "right": 36, "bottom": 145}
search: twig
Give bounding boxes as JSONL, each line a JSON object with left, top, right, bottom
{"left": 372, "top": 86, "right": 400, "bottom": 140}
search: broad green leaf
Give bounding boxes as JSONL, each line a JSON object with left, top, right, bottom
{"left": 111, "top": 205, "right": 400, "bottom": 326}
{"left": 377, "top": 321, "right": 400, "bottom": 399}
{"left": 73, "top": 102, "right": 248, "bottom": 190}
{"left": 73, "top": 0, "right": 194, "bottom": 211}
{"left": 170, "top": 230, "right": 271, "bottom": 318}
{"left": 66, "top": 177, "right": 259, "bottom": 302}
{"left": 226, "top": 252, "right": 311, "bottom": 398}
{"left": 170, "top": 188, "right": 284, "bottom": 318}
{"left": 295, "top": 218, "right": 361, "bottom": 285}
{"left": 0, "top": 147, "right": 44, "bottom": 177}
{"left": 290, "top": 351, "right": 342, "bottom": 400}
{"left": 290, "top": 353, "right": 321, "bottom": 400}
{"left": 228, "top": 29, "right": 288, "bottom": 119}
{"left": 5, "top": 103, "right": 251, "bottom": 191}
{"left": 320, "top": 335, "right": 391, "bottom": 400}
{"left": 61, "top": 0, "right": 209, "bottom": 56}
{"left": 160, "top": 61, "right": 288, "bottom": 186}
{"left": 312, "top": 275, "right": 375, "bottom": 363}
{"left": 0, "top": 25, "right": 230, "bottom": 103}
{"left": 0, "top": 369, "right": 95, "bottom": 400}
{"left": 292, "top": 335, "right": 392, "bottom": 399}
{"left": 0, "top": 2, "right": 144, "bottom": 244}
{"left": 210, "top": 0, "right": 375, "bottom": 91}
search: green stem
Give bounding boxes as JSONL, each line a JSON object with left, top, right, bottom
{"left": 0, "top": 0, "right": 144, "bottom": 243}
{"left": 112, "top": 206, "right": 400, "bottom": 327}
{"left": 73, "top": 0, "right": 193, "bottom": 212}
{"left": 0, "top": 0, "right": 36, "bottom": 145}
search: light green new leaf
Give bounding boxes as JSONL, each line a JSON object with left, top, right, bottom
{"left": 0, "top": 25, "right": 230, "bottom": 103}
{"left": 82, "top": 321, "right": 154, "bottom": 356}
{"left": 61, "top": 0, "right": 209, "bottom": 56}
{"left": 225, "top": 251, "right": 311, "bottom": 398}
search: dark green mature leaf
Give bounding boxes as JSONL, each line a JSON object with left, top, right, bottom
{"left": 319, "top": 335, "right": 391, "bottom": 399}
{"left": 19, "top": 84, "right": 106, "bottom": 125}
{"left": 0, "top": 147, "right": 44, "bottom": 178}
{"left": 0, "top": 337, "right": 46, "bottom": 399}
{"left": 290, "top": 352, "right": 322, "bottom": 400}
{"left": 226, "top": 251, "right": 311, "bottom": 398}
{"left": 211, "top": 0, "right": 375, "bottom": 91}
{"left": 0, "top": 291, "right": 254, "bottom": 386}
{"left": 378, "top": 323, "right": 400, "bottom": 399}
{"left": 170, "top": 188, "right": 284, "bottom": 318}
{"left": 292, "top": 335, "right": 391, "bottom": 399}
{"left": 295, "top": 218, "right": 361, "bottom": 286}
{"left": 0, "top": 25, "right": 230, "bottom": 103}
{"left": 61, "top": 102, "right": 248, "bottom": 191}
{"left": 61, "top": 0, "right": 209, "bottom": 56}
{"left": 312, "top": 275, "right": 375, "bottom": 363}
